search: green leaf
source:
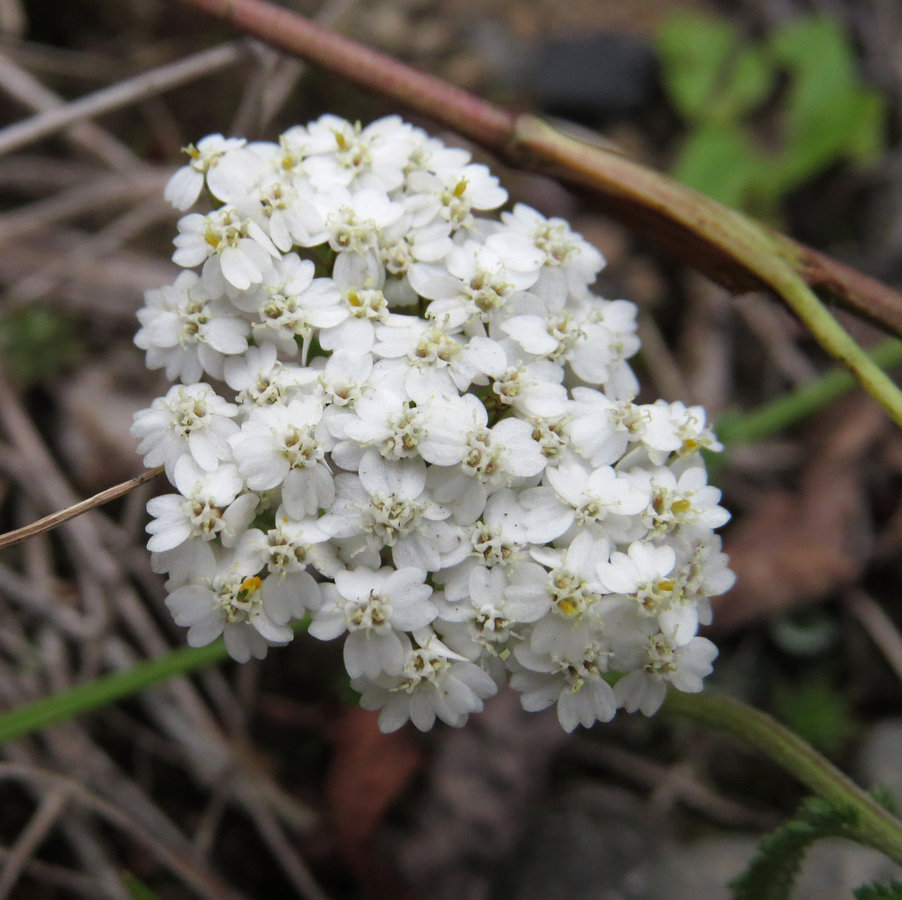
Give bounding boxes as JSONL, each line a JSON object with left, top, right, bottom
{"left": 121, "top": 871, "right": 161, "bottom": 900}
{"left": 771, "top": 677, "right": 855, "bottom": 758}
{"left": 671, "top": 123, "right": 772, "bottom": 211}
{"left": 0, "top": 306, "right": 81, "bottom": 386}
{"left": 770, "top": 16, "right": 886, "bottom": 187}
{"left": 657, "top": 13, "right": 773, "bottom": 124}
{"left": 712, "top": 339, "right": 902, "bottom": 449}
{"left": 731, "top": 796, "right": 860, "bottom": 900}
{"left": 0, "top": 640, "right": 231, "bottom": 745}
{"left": 842, "top": 90, "right": 888, "bottom": 165}
{"left": 718, "top": 44, "right": 774, "bottom": 123}
{"left": 855, "top": 881, "right": 902, "bottom": 900}
{"left": 656, "top": 13, "right": 736, "bottom": 121}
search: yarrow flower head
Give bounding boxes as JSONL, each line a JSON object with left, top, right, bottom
{"left": 133, "top": 115, "right": 735, "bottom": 734}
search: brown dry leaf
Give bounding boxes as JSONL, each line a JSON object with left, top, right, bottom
{"left": 324, "top": 706, "right": 423, "bottom": 863}
{"left": 713, "top": 397, "right": 886, "bottom": 633}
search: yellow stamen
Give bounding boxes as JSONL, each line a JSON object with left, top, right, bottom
{"left": 559, "top": 598, "right": 579, "bottom": 617}
{"left": 237, "top": 576, "right": 263, "bottom": 599}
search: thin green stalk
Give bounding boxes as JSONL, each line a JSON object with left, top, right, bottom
{"left": 766, "top": 268, "right": 902, "bottom": 428}
{"left": 664, "top": 689, "right": 902, "bottom": 868}
{"left": 715, "top": 337, "right": 902, "bottom": 446}
{"left": 0, "top": 639, "right": 230, "bottom": 744}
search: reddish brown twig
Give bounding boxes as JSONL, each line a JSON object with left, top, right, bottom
{"left": 174, "top": 0, "right": 902, "bottom": 339}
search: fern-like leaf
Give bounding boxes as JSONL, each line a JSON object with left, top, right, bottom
{"left": 730, "top": 796, "right": 859, "bottom": 900}
{"left": 854, "top": 881, "right": 902, "bottom": 900}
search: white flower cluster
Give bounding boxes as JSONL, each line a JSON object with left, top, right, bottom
{"left": 132, "top": 115, "right": 734, "bottom": 733}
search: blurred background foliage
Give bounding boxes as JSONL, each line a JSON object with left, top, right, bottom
{"left": 658, "top": 12, "right": 887, "bottom": 222}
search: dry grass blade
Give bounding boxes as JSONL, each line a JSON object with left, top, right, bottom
{"left": 0, "top": 42, "right": 249, "bottom": 158}
{"left": 3, "top": 194, "right": 175, "bottom": 307}
{"left": 0, "top": 467, "right": 163, "bottom": 551}
{"left": 567, "top": 737, "right": 776, "bottom": 830}
{"left": 0, "top": 230, "right": 175, "bottom": 318}
{"left": 0, "top": 51, "right": 138, "bottom": 170}
{"left": 239, "top": 787, "right": 331, "bottom": 900}
{"left": 0, "top": 784, "right": 74, "bottom": 899}
{"left": 0, "top": 764, "right": 241, "bottom": 899}
{"left": 0, "top": 846, "right": 103, "bottom": 898}
{"left": 0, "top": 167, "right": 169, "bottom": 245}
{"left": 846, "top": 589, "right": 902, "bottom": 683}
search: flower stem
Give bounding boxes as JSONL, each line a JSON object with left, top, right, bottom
{"left": 664, "top": 689, "right": 902, "bottom": 867}
{"left": 764, "top": 268, "right": 902, "bottom": 428}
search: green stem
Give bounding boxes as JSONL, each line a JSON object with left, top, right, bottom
{"left": 715, "top": 337, "right": 902, "bottom": 446}
{"left": 0, "top": 640, "right": 230, "bottom": 744}
{"left": 664, "top": 689, "right": 902, "bottom": 867}
{"left": 766, "top": 268, "right": 902, "bottom": 428}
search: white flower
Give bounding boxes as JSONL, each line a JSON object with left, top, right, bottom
{"left": 405, "top": 163, "right": 507, "bottom": 231}
{"left": 374, "top": 318, "right": 506, "bottom": 392}
{"left": 498, "top": 203, "right": 605, "bottom": 294}
{"left": 145, "top": 456, "right": 255, "bottom": 552}
{"left": 319, "top": 253, "right": 390, "bottom": 354}
{"left": 379, "top": 216, "right": 453, "bottom": 280}
{"left": 673, "top": 534, "right": 735, "bottom": 609}
{"left": 613, "top": 629, "right": 718, "bottom": 716}
{"left": 319, "top": 451, "right": 465, "bottom": 571}
{"left": 353, "top": 633, "right": 498, "bottom": 731}
{"left": 250, "top": 176, "right": 328, "bottom": 251}
{"left": 467, "top": 488, "right": 557, "bottom": 568}
{"left": 164, "top": 134, "right": 247, "bottom": 211}
{"left": 317, "top": 349, "right": 374, "bottom": 409}
{"left": 165, "top": 544, "right": 295, "bottom": 662}
{"left": 491, "top": 359, "right": 568, "bottom": 419}
{"left": 229, "top": 397, "right": 334, "bottom": 519}
{"left": 131, "top": 383, "right": 238, "bottom": 479}
{"left": 525, "top": 531, "right": 609, "bottom": 620}
{"left": 331, "top": 365, "right": 424, "bottom": 461}
{"left": 321, "top": 187, "right": 404, "bottom": 257}
{"left": 545, "top": 458, "right": 650, "bottom": 540}
{"left": 139, "top": 115, "right": 733, "bottom": 733}
{"left": 230, "top": 254, "right": 344, "bottom": 357}
{"left": 173, "top": 206, "right": 279, "bottom": 292}
{"left": 410, "top": 240, "right": 539, "bottom": 330}
{"left": 309, "top": 566, "right": 436, "bottom": 677}
{"left": 652, "top": 400, "right": 723, "bottom": 458}
{"left": 419, "top": 396, "right": 546, "bottom": 482}
{"left": 135, "top": 270, "right": 249, "bottom": 383}
{"left": 597, "top": 541, "right": 678, "bottom": 615}
{"left": 254, "top": 507, "right": 339, "bottom": 579}
{"left": 512, "top": 636, "right": 617, "bottom": 732}
{"left": 568, "top": 388, "right": 632, "bottom": 467}
{"left": 405, "top": 135, "right": 471, "bottom": 184}
{"left": 630, "top": 466, "right": 730, "bottom": 539}
{"left": 439, "top": 561, "right": 549, "bottom": 652}
{"left": 223, "top": 342, "right": 318, "bottom": 406}
{"left": 501, "top": 305, "right": 636, "bottom": 389}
